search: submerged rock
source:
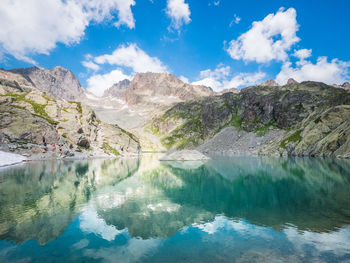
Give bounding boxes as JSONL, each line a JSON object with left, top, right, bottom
{"left": 160, "top": 150, "right": 210, "bottom": 161}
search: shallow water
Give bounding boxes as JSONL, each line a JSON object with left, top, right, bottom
{"left": 0, "top": 155, "right": 350, "bottom": 263}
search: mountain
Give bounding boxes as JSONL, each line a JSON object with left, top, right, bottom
{"left": 0, "top": 69, "right": 140, "bottom": 158}
{"left": 103, "top": 79, "right": 131, "bottom": 98}
{"left": 333, "top": 82, "right": 350, "bottom": 90}
{"left": 260, "top": 79, "right": 280, "bottom": 87}
{"left": 93, "top": 73, "right": 215, "bottom": 151}
{"left": 286, "top": 78, "right": 298, "bottom": 85}
{"left": 9, "top": 66, "right": 86, "bottom": 101}
{"left": 2, "top": 65, "right": 350, "bottom": 158}
{"left": 103, "top": 72, "right": 214, "bottom": 105}
{"left": 151, "top": 81, "right": 350, "bottom": 158}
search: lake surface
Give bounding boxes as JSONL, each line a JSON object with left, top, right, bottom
{"left": 1, "top": 155, "right": 350, "bottom": 263}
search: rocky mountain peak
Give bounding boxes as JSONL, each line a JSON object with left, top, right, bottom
{"left": 102, "top": 72, "right": 214, "bottom": 105}
{"left": 103, "top": 79, "right": 131, "bottom": 97}
{"left": 286, "top": 78, "right": 298, "bottom": 85}
{"left": 341, "top": 82, "right": 350, "bottom": 90}
{"left": 260, "top": 79, "right": 280, "bottom": 87}
{"left": 9, "top": 66, "right": 86, "bottom": 101}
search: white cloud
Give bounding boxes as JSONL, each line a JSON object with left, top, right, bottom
{"left": 284, "top": 226, "right": 350, "bottom": 257}
{"left": 229, "top": 14, "right": 241, "bottom": 27}
{"left": 276, "top": 57, "right": 350, "bottom": 85}
{"left": 0, "top": 0, "right": 136, "bottom": 63}
{"left": 227, "top": 7, "right": 300, "bottom": 63}
{"left": 82, "top": 61, "right": 100, "bottom": 71}
{"left": 94, "top": 43, "right": 168, "bottom": 73}
{"left": 166, "top": 0, "right": 191, "bottom": 30}
{"left": 80, "top": 206, "right": 126, "bottom": 241}
{"left": 179, "top": 75, "right": 189, "bottom": 83}
{"left": 293, "top": 49, "right": 312, "bottom": 60}
{"left": 85, "top": 43, "right": 168, "bottom": 96}
{"left": 87, "top": 69, "right": 132, "bottom": 96}
{"left": 192, "top": 65, "right": 265, "bottom": 91}
{"left": 193, "top": 77, "right": 222, "bottom": 90}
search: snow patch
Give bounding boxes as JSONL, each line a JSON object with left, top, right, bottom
{"left": 0, "top": 151, "right": 26, "bottom": 167}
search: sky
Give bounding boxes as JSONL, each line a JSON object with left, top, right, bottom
{"left": 0, "top": 0, "right": 349, "bottom": 96}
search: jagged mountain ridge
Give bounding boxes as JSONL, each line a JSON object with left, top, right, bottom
{"left": 2, "top": 65, "right": 350, "bottom": 156}
{"left": 9, "top": 66, "right": 86, "bottom": 101}
{"left": 103, "top": 72, "right": 214, "bottom": 105}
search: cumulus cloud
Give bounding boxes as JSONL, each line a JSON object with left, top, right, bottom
{"left": 82, "top": 61, "right": 100, "bottom": 71}
{"left": 0, "top": 0, "right": 136, "bottom": 63}
{"left": 192, "top": 64, "right": 265, "bottom": 91}
{"left": 94, "top": 43, "right": 168, "bottom": 73}
{"left": 276, "top": 57, "right": 350, "bottom": 85}
{"left": 227, "top": 8, "right": 300, "bottom": 63}
{"left": 293, "top": 49, "right": 312, "bottom": 60}
{"left": 87, "top": 69, "right": 132, "bottom": 96}
{"left": 166, "top": 0, "right": 191, "bottom": 30}
{"left": 84, "top": 43, "right": 168, "bottom": 96}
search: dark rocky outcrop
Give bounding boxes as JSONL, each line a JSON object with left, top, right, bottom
{"left": 151, "top": 81, "right": 350, "bottom": 158}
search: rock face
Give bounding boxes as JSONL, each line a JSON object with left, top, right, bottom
{"left": 9, "top": 66, "right": 86, "bottom": 101}
{"left": 103, "top": 73, "right": 214, "bottom": 105}
{"left": 0, "top": 70, "right": 140, "bottom": 158}
{"left": 340, "top": 82, "right": 350, "bottom": 90}
{"left": 103, "top": 79, "right": 131, "bottom": 97}
{"left": 151, "top": 81, "right": 350, "bottom": 158}
{"left": 286, "top": 78, "right": 298, "bottom": 85}
{"left": 260, "top": 79, "right": 280, "bottom": 87}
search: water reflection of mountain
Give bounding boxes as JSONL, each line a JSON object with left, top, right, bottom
{"left": 95, "top": 156, "right": 350, "bottom": 239}
{"left": 0, "top": 158, "right": 140, "bottom": 245}
{"left": 164, "top": 157, "right": 350, "bottom": 232}
{"left": 0, "top": 155, "right": 350, "bottom": 244}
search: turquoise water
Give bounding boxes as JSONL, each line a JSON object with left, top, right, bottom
{"left": 0, "top": 155, "right": 350, "bottom": 262}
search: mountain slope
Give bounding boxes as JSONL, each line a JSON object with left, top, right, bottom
{"left": 151, "top": 81, "right": 350, "bottom": 158}
{"left": 0, "top": 69, "right": 140, "bottom": 158}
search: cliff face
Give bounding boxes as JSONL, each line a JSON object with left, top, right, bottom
{"left": 9, "top": 66, "right": 86, "bottom": 101}
{"left": 0, "top": 69, "right": 140, "bottom": 158}
{"left": 103, "top": 72, "right": 214, "bottom": 106}
{"left": 151, "top": 81, "right": 350, "bottom": 158}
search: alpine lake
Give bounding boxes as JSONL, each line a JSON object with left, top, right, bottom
{"left": 0, "top": 154, "right": 350, "bottom": 263}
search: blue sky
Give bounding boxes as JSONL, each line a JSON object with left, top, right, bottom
{"left": 0, "top": 0, "right": 349, "bottom": 95}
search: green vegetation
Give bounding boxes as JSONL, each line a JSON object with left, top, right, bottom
{"left": 42, "top": 92, "right": 56, "bottom": 102}
{"left": 280, "top": 130, "right": 303, "bottom": 149}
{"left": 120, "top": 127, "right": 139, "bottom": 142}
{"left": 69, "top": 101, "right": 83, "bottom": 114}
{"left": 102, "top": 142, "right": 120, "bottom": 156}
{"left": 160, "top": 111, "right": 204, "bottom": 149}
{"left": 6, "top": 92, "right": 58, "bottom": 125}
{"left": 253, "top": 121, "right": 277, "bottom": 137}
{"left": 219, "top": 112, "right": 242, "bottom": 133}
